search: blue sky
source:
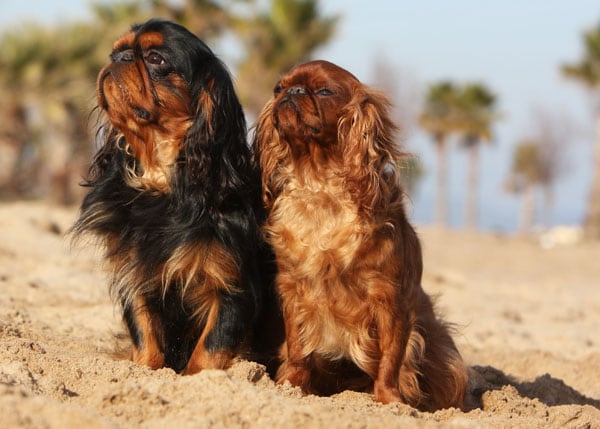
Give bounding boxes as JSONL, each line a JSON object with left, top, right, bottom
{"left": 2, "top": 1, "right": 599, "bottom": 231}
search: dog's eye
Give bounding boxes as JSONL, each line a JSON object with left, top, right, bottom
{"left": 146, "top": 52, "right": 166, "bottom": 66}
{"left": 273, "top": 84, "right": 282, "bottom": 95}
{"left": 316, "top": 88, "right": 333, "bottom": 96}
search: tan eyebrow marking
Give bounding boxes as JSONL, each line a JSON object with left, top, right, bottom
{"left": 138, "top": 32, "right": 165, "bottom": 50}
{"left": 112, "top": 31, "right": 135, "bottom": 52}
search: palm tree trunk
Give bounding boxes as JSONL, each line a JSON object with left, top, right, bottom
{"left": 465, "top": 144, "right": 480, "bottom": 229}
{"left": 434, "top": 136, "right": 448, "bottom": 226}
{"left": 542, "top": 184, "right": 555, "bottom": 229}
{"left": 584, "top": 112, "right": 600, "bottom": 239}
{"left": 519, "top": 182, "right": 536, "bottom": 235}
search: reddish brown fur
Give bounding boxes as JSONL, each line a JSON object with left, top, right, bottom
{"left": 253, "top": 60, "right": 468, "bottom": 410}
{"left": 98, "top": 30, "right": 192, "bottom": 192}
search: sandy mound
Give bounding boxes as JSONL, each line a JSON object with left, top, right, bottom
{"left": 0, "top": 201, "right": 598, "bottom": 428}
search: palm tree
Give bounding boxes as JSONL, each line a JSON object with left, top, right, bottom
{"left": 456, "top": 83, "right": 497, "bottom": 229}
{"left": 418, "top": 82, "right": 461, "bottom": 226}
{"left": 530, "top": 108, "right": 572, "bottom": 227}
{"left": 234, "top": 0, "right": 338, "bottom": 117}
{"left": 506, "top": 140, "right": 544, "bottom": 234}
{"left": 562, "top": 20, "right": 600, "bottom": 239}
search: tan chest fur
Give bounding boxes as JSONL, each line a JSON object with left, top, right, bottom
{"left": 266, "top": 176, "right": 380, "bottom": 372}
{"left": 268, "top": 178, "right": 364, "bottom": 274}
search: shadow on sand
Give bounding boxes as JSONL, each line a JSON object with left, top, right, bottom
{"left": 466, "top": 365, "right": 600, "bottom": 410}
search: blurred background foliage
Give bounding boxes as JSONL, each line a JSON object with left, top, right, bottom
{"left": 1, "top": 0, "right": 600, "bottom": 239}
{"left": 0, "top": 0, "right": 337, "bottom": 204}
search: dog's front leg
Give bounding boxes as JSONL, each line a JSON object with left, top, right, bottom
{"left": 276, "top": 296, "right": 311, "bottom": 392}
{"left": 373, "top": 304, "right": 409, "bottom": 404}
{"left": 125, "top": 295, "right": 165, "bottom": 370}
{"left": 183, "top": 289, "right": 251, "bottom": 374}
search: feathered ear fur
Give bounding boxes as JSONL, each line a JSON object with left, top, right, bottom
{"left": 337, "top": 87, "right": 405, "bottom": 214}
{"left": 81, "top": 125, "right": 126, "bottom": 187}
{"left": 252, "top": 99, "right": 288, "bottom": 210}
{"left": 177, "top": 60, "right": 253, "bottom": 203}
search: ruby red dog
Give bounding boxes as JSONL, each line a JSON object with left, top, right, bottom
{"left": 253, "top": 60, "right": 467, "bottom": 410}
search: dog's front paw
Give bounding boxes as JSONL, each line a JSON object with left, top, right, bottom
{"left": 277, "top": 364, "right": 311, "bottom": 392}
{"left": 374, "top": 384, "right": 403, "bottom": 404}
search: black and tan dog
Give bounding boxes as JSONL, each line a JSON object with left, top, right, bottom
{"left": 72, "top": 19, "right": 281, "bottom": 375}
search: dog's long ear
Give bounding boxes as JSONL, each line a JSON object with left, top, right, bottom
{"left": 177, "top": 58, "right": 253, "bottom": 202}
{"left": 337, "top": 86, "right": 404, "bottom": 214}
{"left": 252, "top": 98, "right": 289, "bottom": 210}
{"left": 84, "top": 125, "right": 123, "bottom": 187}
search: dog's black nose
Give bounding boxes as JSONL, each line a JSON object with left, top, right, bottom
{"left": 287, "top": 86, "right": 307, "bottom": 95}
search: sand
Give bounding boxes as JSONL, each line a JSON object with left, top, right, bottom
{"left": 0, "top": 200, "right": 598, "bottom": 428}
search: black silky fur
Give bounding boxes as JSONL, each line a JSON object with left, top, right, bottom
{"left": 72, "top": 20, "right": 281, "bottom": 373}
